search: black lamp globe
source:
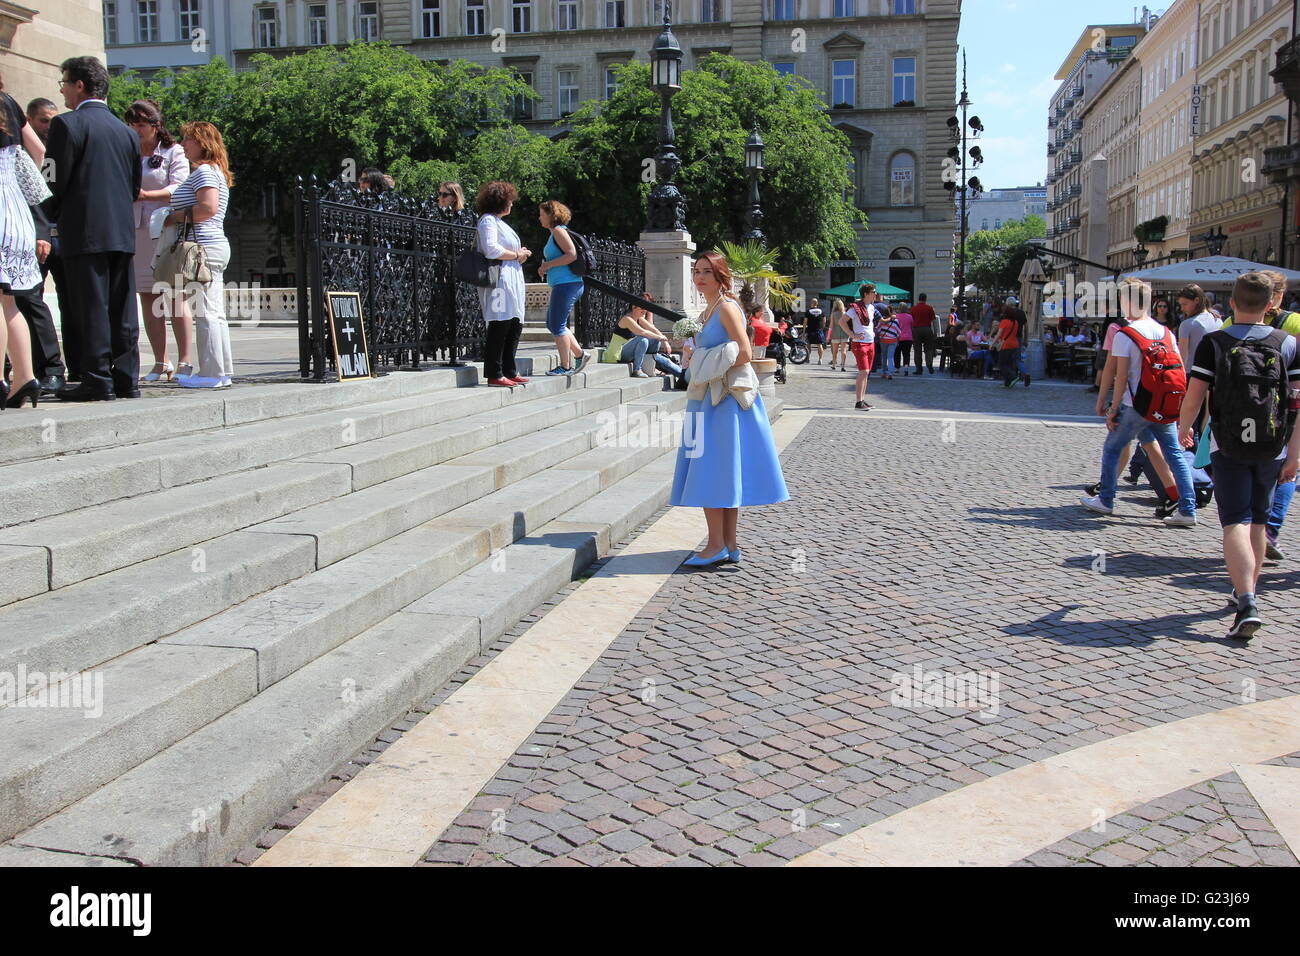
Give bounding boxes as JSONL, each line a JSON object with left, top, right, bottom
{"left": 651, "top": 13, "right": 683, "bottom": 92}
{"left": 745, "top": 126, "right": 765, "bottom": 172}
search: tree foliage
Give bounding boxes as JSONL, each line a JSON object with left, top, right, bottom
{"left": 956, "top": 215, "right": 1047, "bottom": 294}
{"left": 555, "top": 55, "right": 865, "bottom": 272}
{"left": 105, "top": 46, "right": 864, "bottom": 269}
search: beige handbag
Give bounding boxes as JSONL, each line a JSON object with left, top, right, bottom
{"left": 153, "top": 210, "right": 212, "bottom": 286}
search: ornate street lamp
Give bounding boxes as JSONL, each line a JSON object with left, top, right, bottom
{"left": 742, "top": 125, "right": 766, "bottom": 242}
{"left": 1198, "top": 226, "right": 1228, "bottom": 256}
{"left": 645, "top": 2, "right": 687, "bottom": 232}
{"left": 1133, "top": 242, "right": 1149, "bottom": 266}
{"left": 947, "top": 51, "right": 985, "bottom": 325}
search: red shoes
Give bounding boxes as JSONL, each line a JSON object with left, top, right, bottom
{"left": 509, "top": 376, "right": 529, "bottom": 385}
{"left": 487, "top": 377, "right": 516, "bottom": 387}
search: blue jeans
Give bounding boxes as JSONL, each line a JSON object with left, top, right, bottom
{"left": 1099, "top": 405, "right": 1196, "bottom": 516}
{"left": 882, "top": 341, "right": 898, "bottom": 373}
{"left": 969, "top": 348, "right": 993, "bottom": 376}
{"left": 620, "top": 336, "right": 683, "bottom": 376}
{"left": 1267, "top": 478, "right": 1295, "bottom": 538}
{"left": 546, "top": 280, "right": 584, "bottom": 336}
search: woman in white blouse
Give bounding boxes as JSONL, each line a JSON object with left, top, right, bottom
{"left": 474, "top": 181, "right": 531, "bottom": 386}
{"left": 126, "top": 100, "right": 190, "bottom": 382}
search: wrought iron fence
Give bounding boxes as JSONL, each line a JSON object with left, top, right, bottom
{"left": 295, "top": 176, "right": 646, "bottom": 377}
{"left": 574, "top": 237, "right": 647, "bottom": 349}
{"left": 295, "top": 176, "right": 482, "bottom": 378}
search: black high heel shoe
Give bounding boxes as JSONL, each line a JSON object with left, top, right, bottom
{"left": 0, "top": 380, "right": 8, "bottom": 410}
{"left": 5, "top": 379, "right": 40, "bottom": 409}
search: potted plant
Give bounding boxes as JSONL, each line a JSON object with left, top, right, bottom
{"left": 1133, "top": 215, "right": 1169, "bottom": 243}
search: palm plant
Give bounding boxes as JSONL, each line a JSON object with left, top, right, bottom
{"left": 717, "top": 240, "right": 797, "bottom": 311}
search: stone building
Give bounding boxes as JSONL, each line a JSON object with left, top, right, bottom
{"left": 1, "top": 0, "right": 104, "bottom": 111}
{"left": 1077, "top": 51, "right": 1141, "bottom": 279}
{"left": 965, "top": 185, "right": 1046, "bottom": 234}
{"left": 1046, "top": 20, "right": 1147, "bottom": 277}
{"left": 1131, "top": 0, "right": 1198, "bottom": 271}
{"left": 1190, "top": 0, "right": 1292, "bottom": 265}
{"left": 1262, "top": 4, "right": 1299, "bottom": 270}
{"left": 105, "top": 0, "right": 961, "bottom": 312}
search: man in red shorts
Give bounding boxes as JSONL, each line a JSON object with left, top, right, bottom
{"left": 839, "top": 282, "right": 879, "bottom": 410}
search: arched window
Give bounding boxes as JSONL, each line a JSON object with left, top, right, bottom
{"left": 889, "top": 152, "right": 915, "bottom": 206}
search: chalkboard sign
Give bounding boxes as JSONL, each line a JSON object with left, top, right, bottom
{"left": 325, "top": 292, "right": 372, "bottom": 380}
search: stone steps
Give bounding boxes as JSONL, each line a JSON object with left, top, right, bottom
{"left": 0, "top": 340, "right": 781, "bottom": 864}
{"left": 1, "top": 403, "right": 737, "bottom": 866}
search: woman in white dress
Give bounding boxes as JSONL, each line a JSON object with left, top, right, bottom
{"left": 474, "top": 180, "right": 530, "bottom": 387}
{"left": 0, "top": 110, "right": 47, "bottom": 409}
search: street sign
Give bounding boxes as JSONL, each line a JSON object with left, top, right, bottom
{"left": 325, "top": 291, "right": 373, "bottom": 381}
{"left": 936, "top": 250, "right": 952, "bottom": 258}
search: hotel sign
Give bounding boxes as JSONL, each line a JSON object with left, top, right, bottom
{"left": 1190, "top": 85, "right": 1201, "bottom": 137}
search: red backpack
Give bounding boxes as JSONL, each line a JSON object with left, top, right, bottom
{"left": 1118, "top": 324, "right": 1187, "bottom": 423}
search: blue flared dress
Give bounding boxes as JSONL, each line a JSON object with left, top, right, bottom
{"left": 670, "top": 302, "right": 789, "bottom": 508}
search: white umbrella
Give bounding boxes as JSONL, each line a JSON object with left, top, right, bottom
{"left": 1120, "top": 256, "right": 1300, "bottom": 290}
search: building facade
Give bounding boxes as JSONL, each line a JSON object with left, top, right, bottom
{"left": 104, "top": 0, "right": 961, "bottom": 311}
{"left": 2, "top": 1, "right": 104, "bottom": 111}
{"left": 965, "top": 184, "right": 1046, "bottom": 233}
{"left": 1077, "top": 51, "right": 1141, "bottom": 279}
{"left": 1190, "top": 0, "right": 1292, "bottom": 264}
{"left": 1045, "top": 19, "right": 1149, "bottom": 273}
{"left": 1131, "top": 0, "right": 1198, "bottom": 271}
{"left": 1262, "top": 3, "right": 1299, "bottom": 269}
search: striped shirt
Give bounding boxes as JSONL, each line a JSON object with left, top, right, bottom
{"left": 169, "top": 164, "right": 229, "bottom": 245}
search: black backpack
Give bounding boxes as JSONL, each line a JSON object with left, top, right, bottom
{"left": 1207, "top": 327, "right": 1295, "bottom": 462}
{"left": 566, "top": 228, "right": 598, "bottom": 277}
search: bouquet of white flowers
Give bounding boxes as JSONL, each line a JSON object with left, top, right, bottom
{"left": 672, "top": 316, "right": 703, "bottom": 340}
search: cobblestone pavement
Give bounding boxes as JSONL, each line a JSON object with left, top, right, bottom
{"left": 238, "top": 362, "right": 1300, "bottom": 866}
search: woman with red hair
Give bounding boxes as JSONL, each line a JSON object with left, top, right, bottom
{"left": 671, "top": 250, "right": 788, "bottom": 567}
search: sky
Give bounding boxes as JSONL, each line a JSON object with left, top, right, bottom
{"left": 956, "top": 0, "right": 1163, "bottom": 191}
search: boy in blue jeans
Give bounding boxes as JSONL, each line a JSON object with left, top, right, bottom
{"left": 1179, "top": 271, "right": 1300, "bottom": 640}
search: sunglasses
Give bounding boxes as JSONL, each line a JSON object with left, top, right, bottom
{"left": 438, "top": 192, "right": 454, "bottom": 198}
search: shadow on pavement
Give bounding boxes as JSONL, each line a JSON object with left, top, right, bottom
{"left": 1005, "top": 603, "right": 1245, "bottom": 648}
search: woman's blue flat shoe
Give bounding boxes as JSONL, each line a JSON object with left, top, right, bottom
{"left": 727, "top": 548, "right": 742, "bottom": 564}
{"left": 683, "top": 548, "right": 730, "bottom": 568}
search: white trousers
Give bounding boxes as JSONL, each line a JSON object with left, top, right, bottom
{"left": 191, "top": 240, "right": 232, "bottom": 379}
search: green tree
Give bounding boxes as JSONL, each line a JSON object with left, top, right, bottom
{"left": 957, "top": 215, "right": 1047, "bottom": 294}
{"left": 554, "top": 55, "right": 865, "bottom": 271}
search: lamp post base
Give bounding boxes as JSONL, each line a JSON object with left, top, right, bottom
{"left": 638, "top": 229, "right": 701, "bottom": 323}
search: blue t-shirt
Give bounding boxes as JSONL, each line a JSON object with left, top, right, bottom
{"left": 170, "top": 164, "right": 229, "bottom": 245}
{"left": 543, "top": 225, "right": 579, "bottom": 287}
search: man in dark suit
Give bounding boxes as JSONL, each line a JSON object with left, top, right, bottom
{"left": 45, "top": 56, "right": 141, "bottom": 401}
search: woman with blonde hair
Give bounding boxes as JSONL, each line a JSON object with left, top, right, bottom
{"left": 162, "top": 121, "right": 233, "bottom": 388}
{"left": 671, "top": 250, "right": 788, "bottom": 567}
{"left": 437, "top": 181, "right": 465, "bottom": 214}
{"left": 828, "top": 298, "right": 849, "bottom": 370}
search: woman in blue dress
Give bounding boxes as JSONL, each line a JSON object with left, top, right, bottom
{"left": 671, "top": 251, "right": 789, "bottom": 567}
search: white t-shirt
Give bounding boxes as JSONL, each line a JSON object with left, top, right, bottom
{"left": 1110, "top": 316, "right": 1178, "bottom": 408}
{"left": 848, "top": 302, "right": 876, "bottom": 343}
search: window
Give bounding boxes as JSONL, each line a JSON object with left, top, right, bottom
{"left": 605, "top": 1, "right": 626, "bottom": 28}
{"left": 104, "top": 1, "right": 118, "bottom": 44}
{"left": 893, "top": 0, "right": 917, "bottom": 12}
{"left": 513, "top": 0, "right": 532, "bottom": 32}
{"left": 466, "top": 0, "right": 485, "bottom": 35}
{"left": 136, "top": 0, "right": 158, "bottom": 42}
{"left": 309, "top": 3, "right": 328, "bottom": 43}
{"left": 834, "top": 0, "right": 856, "bottom": 14}
{"left": 178, "top": 0, "right": 201, "bottom": 41}
{"left": 844, "top": 154, "right": 857, "bottom": 204}
{"left": 420, "top": 0, "right": 440, "bottom": 38}
{"left": 513, "top": 72, "right": 534, "bottom": 120}
{"left": 556, "top": 0, "right": 578, "bottom": 29}
{"left": 256, "top": 6, "right": 278, "bottom": 47}
{"left": 771, "top": 0, "right": 795, "bottom": 20}
{"left": 774, "top": 62, "right": 795, "bottom": 80}
{"left": 995, "top": 219, "right": 1002, "bottom": 229}
{"left": 892, "top": 56, "right": 916, "bottom": 105}
{"left": 831, "top": 60, "right": 855, "bottom": 108}
{"left": 701, "top": 0, "right": 722, "bottom": 21}
{"left": 358, "top": 1, "right": 379, "bottom": 41}
{"left": 890, "top": 152, "right": 915, "bottom": 205}
{"left": 605, "top": 67, "right": 620, "bottom": 99}
{"left": 558, "top": 70, "right": 578, "bottom": 117}
{"left": 981, "top": 219, "right": 989, "bottom": 231}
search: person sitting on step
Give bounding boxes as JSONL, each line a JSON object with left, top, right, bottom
{"left": 616, "top": 292, "right": 683, "bottom": 380}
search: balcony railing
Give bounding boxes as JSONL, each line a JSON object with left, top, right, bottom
{"left": 1263, "top": 143, "right": 1300, "bottom": 185}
